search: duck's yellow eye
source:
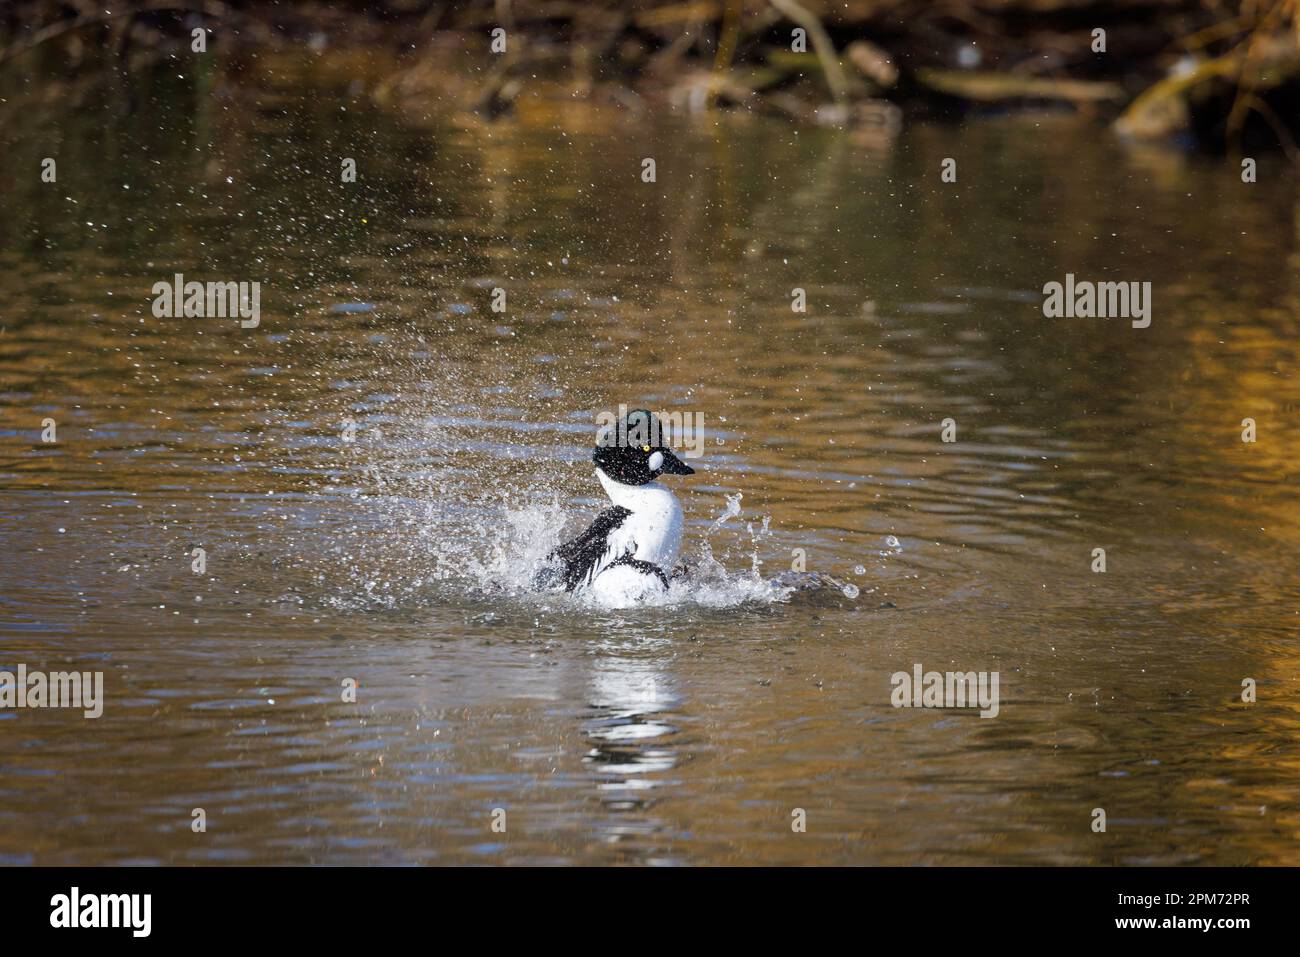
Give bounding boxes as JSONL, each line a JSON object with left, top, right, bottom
{"left": 642, "top": 445, "right": 650, "bottom": 453}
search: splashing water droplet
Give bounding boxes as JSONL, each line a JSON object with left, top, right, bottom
{"left": 707, "top": 492, "right": 743, "bottom": 533}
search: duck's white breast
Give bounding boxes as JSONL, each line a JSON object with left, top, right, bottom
{"left": 622, "top": 492, "right": 682, "bottom": 567}
{"left": 595, "top": 470, "right": 683, "bottom": 568}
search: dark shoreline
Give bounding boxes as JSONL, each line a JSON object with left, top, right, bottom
{"left": 1, "top": 1, "right": 1298, "bottom": 156}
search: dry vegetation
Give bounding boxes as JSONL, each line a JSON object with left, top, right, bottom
{"left": 2, "top": 0, "right": 1298, "bottom": 154}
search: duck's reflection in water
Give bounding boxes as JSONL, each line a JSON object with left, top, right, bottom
{"left": 581, "top": 647, "right": 682, "bottom": 857}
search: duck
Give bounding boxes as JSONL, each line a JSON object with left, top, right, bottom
{"left": 538, "top": 409, "right": 696, "bottom": 606}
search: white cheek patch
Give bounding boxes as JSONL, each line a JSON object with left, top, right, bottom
{"left": 647, "top": 451, "right": 664, "bottom": 472}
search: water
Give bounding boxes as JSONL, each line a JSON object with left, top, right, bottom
{"left": 1, "top": 53, "right": 1298, "bottom": 865}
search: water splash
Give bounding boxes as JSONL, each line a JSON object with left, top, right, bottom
{"left": 310, "top": 450, "right": 799, "bottom": 613}
{"left": 258, "top": 332, "right": 820, "bottom": 612}
{"left": 707, "top": 492, "right": 743, "bottom": 533}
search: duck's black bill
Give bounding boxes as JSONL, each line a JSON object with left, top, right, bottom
{"left": 660, "top": 450, "right": 695, "bottom": 475}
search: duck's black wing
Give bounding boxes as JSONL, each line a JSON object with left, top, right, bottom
{"left": 543, "top": 505, "right": 634, "bottom": 591}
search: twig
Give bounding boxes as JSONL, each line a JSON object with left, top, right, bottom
{"left": 1236, "top": 91, "right": 1300, "bottom": 161}
{"left": 766, "top": 0, "right": 850, "bottom": 105}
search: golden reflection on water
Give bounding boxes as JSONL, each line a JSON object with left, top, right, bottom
{"left": 0, "top": 52, "right": 1297, "bottom": 865}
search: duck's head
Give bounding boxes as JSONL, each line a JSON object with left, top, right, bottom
{"left": 593, "top": 408, "right": 696, "bottom": 486}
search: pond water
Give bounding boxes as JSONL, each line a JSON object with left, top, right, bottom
{"left": 1, "top": 51, "right": 1297, "bottom": 865}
